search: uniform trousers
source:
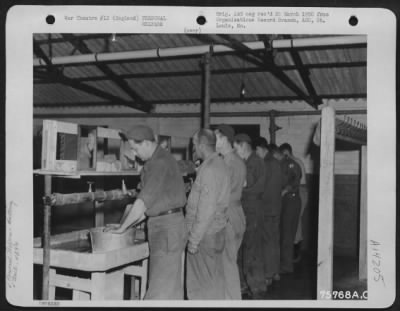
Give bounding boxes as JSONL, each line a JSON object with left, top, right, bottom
{"left": 240, "top": 199, "right": 265, "bottom": 292}
{"left": 222, "top": 204, "right": 246, "bottom": 299}
{"left": 144, "top": 212, "right": 186, "bottom": 300}
{"left": 294, "top": 185, "right": 309, "bottom": 244}
{"left": 280, "top": 193, "right": 301, "bottom": 273}
{"left": 261, "top": 213, "right": 280, "bottom": 279}
{"left": 186, "top": 228, "right": 226, "bottom": 299}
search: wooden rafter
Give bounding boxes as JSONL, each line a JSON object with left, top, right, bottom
{"left": 33, "top": 109, "right": 367, "bottom": 120}
{"left": 60, "top": 34, "right": 150, "bottom": 112}
{"left": 283, "top": 35, "right": 322, "bottom": 106}
{"left": 218, "top": 34, "right": 317, "bottom": 109}
{"left": 34, "top": 93, "right": 367, "bottom": 108}
{"left": 34, "top": 39, "right": 144, "bottom": 109}
{"left": 33, "top": 39, "right": 55, "bottom": 68}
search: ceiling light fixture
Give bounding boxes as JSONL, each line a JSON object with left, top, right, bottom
{"left": 240, "top": 81, "right": 246, "bottom": 99}
{"left": 240, "top": 56, "right": 246, "bottom": 100}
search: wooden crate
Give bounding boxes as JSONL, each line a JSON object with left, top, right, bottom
{"left": 96, "top": 126, "right": 135, "bottom": 171}
{"left": 41, "top": 120, "right": 137, "bottom": 173}
{"left": 41, "top": 120, "right": 78, "bottom": 172}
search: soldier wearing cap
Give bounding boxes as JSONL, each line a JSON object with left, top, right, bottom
{"left": 106, "top": 125, "right": 187, "bottom": 299}
{"left": 233, "top": 133, "right": 266, "bottom": 297}
{"left": 214, "top": 124, "right": 246, "bottom": 299}
{"left": 185, "top": 129, "right": 231, "bottom": 299}
{"left": 274, "top": 143, "right": 302, "bottom": 274}
{"left": 254, "top": 137, "right": 283, "bottom": 288}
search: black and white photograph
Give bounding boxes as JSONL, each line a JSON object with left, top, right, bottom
{"left": 5, "top": 6, "right": 396, "bottom": 308}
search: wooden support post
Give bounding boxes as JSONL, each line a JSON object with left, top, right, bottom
{"left": 140, "top": 259, "right": 148, "bottom": 300}
{"left": 359, "top": 145, "right": 367, "bottom": 280}
{"left": 104, "top": 270, "right": 125, "bottom": 300}
{"left": 42, "top": 175, "right": 52, "bottom": 300}
{"left": 48, "top": 268, "right": 56, "bottom": 300}
{"left": 126, "top": 259, "right": 148, "bottom": 300}
{"left": 72, "top": 290, "right": 90, "bottom": 300}
{"left": 130, "top": 276, "right": 138, "bottom": 300}
{"left": 91, "top": 272, "right": 106, "bottom": 300}
{"left": 201, "top": 52, "right": 211, "bottom": 129}
{"left": 269, "top": 110, "right": 282, "bottom": 144}
{"left": 317, "top": 106, "right": 335, "bottom": 299}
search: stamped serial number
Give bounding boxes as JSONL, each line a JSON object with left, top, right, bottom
{"left": 38, "top": 301, "right": 61, "bottom": 306}
{"left": 319, "top": 290, "right": 368, "bottom": 300}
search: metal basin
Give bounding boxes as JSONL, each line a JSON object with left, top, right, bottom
{"left": 89, "top": 224, "right": 136, "bottom": 253}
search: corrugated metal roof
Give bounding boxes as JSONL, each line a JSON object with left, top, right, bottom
{"left": 34, "top": 83, "right": 108, "bottom": 103}
{"left": 33, "top": 33, "right": 367, "bottom": 110}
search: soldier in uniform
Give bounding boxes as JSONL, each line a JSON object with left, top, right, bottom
{"left": 107, "top": 125, "right": 187, "bottom": 299}
{"left": 233, "top": 133, "right": 266, "bottom": 297}
{"left": 273, "top": 143, "right": 302, "bottom": 274}
{"left": 185, "top": 129, "right": 231, "bottom": 299}
{"left": 254, "top": 137, "right": 283, "bottom": 288}
{"left": 215, "top": 125, "right": 246, "bottom": 299}
{"left": 280, "top": 143, "right": 308, "bottom": 262}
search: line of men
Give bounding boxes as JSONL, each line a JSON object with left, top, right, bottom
{"left": 107, "top": 124, "right": 307, "bottom": 300}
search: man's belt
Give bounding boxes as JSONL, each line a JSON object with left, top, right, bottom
{"left": 154, "top": 207, "right": 183, "bottom": 217}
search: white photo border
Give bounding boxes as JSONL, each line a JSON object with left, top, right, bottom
{"left": 5, "top": 5, "right": 397, "bottom": 308}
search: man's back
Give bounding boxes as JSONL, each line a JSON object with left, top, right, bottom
{"left": 262, "top": 153, "right": 284, "bottom": 215}
{"left": 242, "top": 152, "right": 266, "bottom": 201}
{"left": 186, "top": 153, "right": 230, "bottom": 245}
{"left": 281, "top": 157, "right": 302, "bottom": 193}
{"left": 223, "top": 150, "right": 246, "bottom": 205}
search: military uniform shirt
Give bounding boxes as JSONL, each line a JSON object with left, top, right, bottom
{"left": 185, "top": 153, "right": 230, "bottom": 248}
{"left": 262, "top": 152, "right": 284, "bottom": 215}
{"left": 242, "top": 152, "right": 266, "bottom": 200}
{"left": 138, "top": 146, "right": 187, "bottom": 217}
{"left": 281, "top": 157, "right": 302, "bottom": 193}
{"left": 222, "top": 150, "right": 246, "bottom": 206}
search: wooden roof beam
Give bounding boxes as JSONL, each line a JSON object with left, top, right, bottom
{"left": 283, "top": 35, "right": 322, "bottom": 106}
{"left": 33, "top": 39, "right": 57, "bottom": 70}
{"left": 61, "top": 34, "right": 150, "bottom": 112}
{"left": 34, "top": 93, "right": 367, "bottom": 108}
{"left": 48, "top": 72, "right": 144, "bottom": 106}
{"left": 34, "top": 41, "right": 142, "bottom": 109}
{"left": 219, "top": 34, "right": 317, "bottom": 109}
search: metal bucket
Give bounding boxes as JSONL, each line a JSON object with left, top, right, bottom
{"left": 89, "top": 224, "right": 136, "bottom": 253}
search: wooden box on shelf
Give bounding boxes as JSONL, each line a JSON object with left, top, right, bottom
{"left": 41, "top": 120, "right": 136, "bottom": 174}
{"left": 95, "top": 126, "right": 133, "bottom": 172}
{"left": 41, "top": 120, "right": 79, "bottom": 173}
